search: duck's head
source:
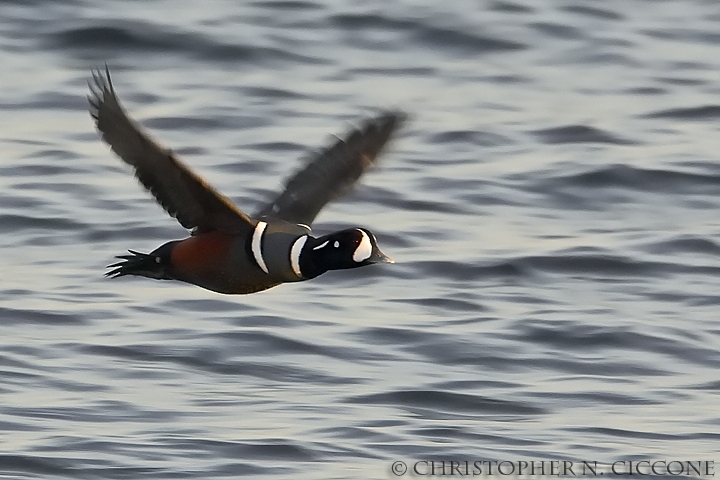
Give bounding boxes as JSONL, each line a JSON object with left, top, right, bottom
{"left": 300, "top": 228, "right": 392, "bottom": 279}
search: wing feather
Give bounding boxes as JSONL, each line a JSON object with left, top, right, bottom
{"left": 257, "top": 112, "right": 405, "bottom": 226}
{"left": 89, "top": 66, "right": 254, "bottom": 235}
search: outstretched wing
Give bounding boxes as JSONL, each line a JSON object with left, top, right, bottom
{"left": 88, "top": 67, "right": 254, "bottom": 235}
{"left": 256, "top": 111, "right": 405, "bottom": 226}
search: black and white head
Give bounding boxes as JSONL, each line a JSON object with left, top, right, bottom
{"left": 299, "top": 228, "right": 393, "bottom": 279}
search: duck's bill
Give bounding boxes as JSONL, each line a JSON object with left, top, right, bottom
{"left": 368, "top": 249, "right": 394, "bottom": 264}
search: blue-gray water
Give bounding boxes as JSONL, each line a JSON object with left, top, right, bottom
{"left": 1, "top": 1, "right": 720, "bottom": 478}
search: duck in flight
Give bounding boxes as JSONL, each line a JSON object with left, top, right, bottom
{"left": 88, "top": 67, "right": 404, "bottom": 294}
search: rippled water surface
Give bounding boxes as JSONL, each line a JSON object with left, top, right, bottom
{"left": 2, "top": 1, "right": 720, "bottom": 478}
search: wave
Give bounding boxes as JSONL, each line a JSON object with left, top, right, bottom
{"left": 48, "top": 22, "right": 327, "bottom": 64}
{"left": 531, "top": 125, "right": 637, "bottom": 145}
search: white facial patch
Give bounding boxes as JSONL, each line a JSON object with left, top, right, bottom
{"left": 289, "top": 235, "right": 307, "bottom": 278}
{"left": 352, "top": 230, "right": 373, "bottom": 263}
{"left": 251, "top": 221, "right": 269, "bottom": 274}
{"left": 334, "top": 241, "right": 340, "bottom": 248}
{"left": 313, "top": 240, "right": 329, "bottom": 251}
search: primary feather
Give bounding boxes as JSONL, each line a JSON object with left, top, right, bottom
{"left": 88, "top": 67, "right": 254, "bottom": 235}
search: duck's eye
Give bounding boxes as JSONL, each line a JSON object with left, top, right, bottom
{"left": 333, "top": 241, "right": 340, "bottom": 248}
{"left": 155, "top": 256, "right": 162, "bottom": 264}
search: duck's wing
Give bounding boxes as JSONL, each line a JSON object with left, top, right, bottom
{"left": 88, "top": 67, "right": 254, "bottom": 235}
{"left": 256, "top": 111, "right": 405, "bottom": 227}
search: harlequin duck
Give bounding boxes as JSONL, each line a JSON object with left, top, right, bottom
{"left": 88, "top": 67, "right": 404, "bottom": 294}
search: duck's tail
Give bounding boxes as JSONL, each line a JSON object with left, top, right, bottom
{"left": 106, "top": 250, "right": 170, "bottom": 280}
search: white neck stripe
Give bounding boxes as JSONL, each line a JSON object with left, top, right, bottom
{"left": 290, "top": 235, "right": 307, "bottom": 278}
{"left": 252, "top": 221, "right": 269, "bottom": 274}
{"left": 313, "top": 240, "right": 329, "bottom": 251}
